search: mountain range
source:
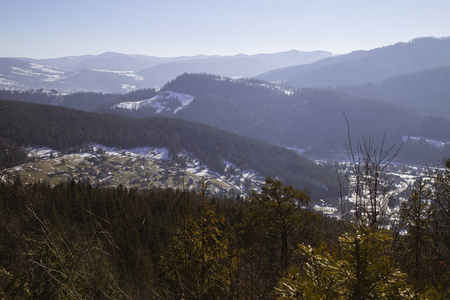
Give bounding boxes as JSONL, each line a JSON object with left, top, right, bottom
{"left": 0, "top": 50, "right": 331, "bottom": 93}
{"left": 257, "top": 37, "right": 450, "bottom": 88}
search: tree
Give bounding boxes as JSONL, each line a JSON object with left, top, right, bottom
{"left": 0, "top": 182, "right": 126, "bottom": 299}
{"left": 342, "top": 115, "right": 402, "bottom": 228}
{"left": 162, "top": 180, "right": 238, "bottom": 299}
{"left": 276, "top": 224, "right": 414, "bottom": 299}
{"left": 399, "top": 177, "right": 434, "bottom": 287}
{"left": 0, "top": 105, "right": 27, "bottom": 178}
{"left": 431, "top": 159, "right": 450, "bottom": 250}
{"left": 250, "top": 177, "right": 310, "bottom": 270}
{"left": 428, "top": 158, "right": 450, "bottom": 291}
{"left": 275, "top": 243, "right": 341, "bottom": 299}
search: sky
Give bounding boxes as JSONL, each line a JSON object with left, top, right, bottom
{"left": 1, "top": 0, "right": 450, "bottom": 59}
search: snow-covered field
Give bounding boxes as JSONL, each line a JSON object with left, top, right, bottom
{"left": 11, "top": 64, "right": 70, "bottom": 83}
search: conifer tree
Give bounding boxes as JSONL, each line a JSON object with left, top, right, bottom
{"left": 399, "top": 177, "right": 433, "bottom": 287}
{"left": 276, "top": 224, "right": 413, "bottom": 299}
{"left": 250, "top": 177, "right": 310, "bottom": 270}
{"left": 162, "top": 180, "right": 238, "bottom": 299}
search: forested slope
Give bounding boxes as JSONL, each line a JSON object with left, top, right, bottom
{"left": 159, "top": 74, "right": 450, "bottom": 162}
{"left": 337, "top": 66, "right": 450, "bottom": 120}
{"left": 0, "top": 99, "right": 338, "bottom": 199}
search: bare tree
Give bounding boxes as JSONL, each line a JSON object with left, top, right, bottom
{"left": 342, "top": 114, "right": 402, "bottom": 228}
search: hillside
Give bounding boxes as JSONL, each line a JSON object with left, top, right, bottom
{"left": 336, "top": 66, "right": 450, "bottom": 120}
{"left": 0, "top": 99, "right": 338, "bottom": 199}
{"left": 257, "top": 37, "right": 450, "bottom": 88}
{"left": 106, "top": 73, "right": 450, "bottom": 164}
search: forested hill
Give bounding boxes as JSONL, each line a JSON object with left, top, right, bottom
{"left": 336, "top": 66, "right": 450, "bottom": 120}
{"left": 109, "top": 73, "right": 450, "bottom": 163}
{"left": 0, "top": 99, "right": 338, "bottom": 199}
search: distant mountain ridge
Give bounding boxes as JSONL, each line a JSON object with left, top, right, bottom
{"left": 257, "top": 37, "right": 450, "bottom": 88}
{"left": 0, "top": 50, "right": 331, "bottom": 93}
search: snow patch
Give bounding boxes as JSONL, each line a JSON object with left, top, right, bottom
{"left": 0, "top": 77, "right": 19, "bottom": 87}
{"left": 90, "top": 144, "right": 170, "bottom": 160}
{"left": 30, "top": 63, "right": 67, "bottom": 74}
{"left": 10, "top": 64, "right": 69, "bottom": 82}
{"left": 27, "top": 147, "right": 61, "bottom": 159}
{"left": 90, "top": 69, "right": 145, "bottom": 81}
{"left": 11, "top": 67, "right": 36, "bottom": 77}
{"left": 403, "top": 136, "right": 449, "bottom": 148}
{"left": 121, "top": 84, "right": 136, "bottom": 92}
{"left": 223, "top": 160, "right": 237, "bottom": 171}
{"left": 284, "top": 145, "right": 307, "bottom": 155}
{"left": 213, "top": 76, "right": 295, "bottom": 96}
{"left": 113, "top": 91, "right": 194, "bottom": 114}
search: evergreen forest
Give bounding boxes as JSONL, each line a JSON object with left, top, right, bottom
{"left": 0, "top": 99, "right": 339, "bottom": 200}
{"left": 0, "top": 165, "right": 449, "bottom": 299}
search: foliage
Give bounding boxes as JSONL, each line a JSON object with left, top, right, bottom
{"left": 276, "top": 243, "right": 341, "bottom": 299}
{"left": 0, "top": 105, "right": 28, "bottom": 174}
{"left": 0, "top": 137, "right": 27, "bottom": 174}
{"left": 399, "top": 178, "right": 434, "bottom": 286}
{"left": 276, "top": 225, "right": 414, "bottom": 299}
{"left": 250, "top": 177, "right": 310, "bottom": 269}
{"left": 163, "top": 192, "right": 238, "bottom": 299}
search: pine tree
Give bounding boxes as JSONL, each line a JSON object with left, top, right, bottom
{"left": 399, "top": 177, "right": 433, "bottom": 287}
{"left": 162, "top": 180, "right": 238, "bottom": 299}
{"left": 250, "top": 177, "right": 310, "bottom": 270}
{"left": 276, "top": 224, "right": 414, "bottom": 299}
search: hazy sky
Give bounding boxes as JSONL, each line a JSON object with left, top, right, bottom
{"left": 2, "top": 0, "right": 450, "bottom": 58}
